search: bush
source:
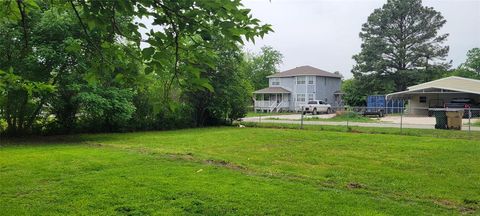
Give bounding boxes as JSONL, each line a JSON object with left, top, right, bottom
{"left": 76, "top": 87, "right": 136, "bottom": 132}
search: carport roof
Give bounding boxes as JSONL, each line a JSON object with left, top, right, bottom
{"left": 387, "top": 76, "right": 480, "bottom": 99}
{"left": 253, "top": 87, "right": 291, "bottom": 94}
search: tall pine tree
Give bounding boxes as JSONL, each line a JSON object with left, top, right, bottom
{"left": 352, "top": 0, "right": 449, "bottom": 93}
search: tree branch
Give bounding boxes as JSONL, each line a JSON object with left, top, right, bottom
{"left": 16, "top": 0, "right": 28, "bottom": 51}
{"left": 69, "top": 0, "right": 93, "bottom": 46}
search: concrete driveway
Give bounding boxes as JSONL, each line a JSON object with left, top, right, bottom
{"left": 245, "top": 113, "right": 335, "bottom": 121}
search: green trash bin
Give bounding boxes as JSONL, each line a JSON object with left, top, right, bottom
{"left": 431, "top": 109, "right": 447, "bottom": 129}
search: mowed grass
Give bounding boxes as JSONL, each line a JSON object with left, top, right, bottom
{"left": 245, "top": 111, "right": 296, "bottom": 117}
{"left": 473, "top": 119, "right": 480, "bottom": 126}
{"left": 1, "top": 127, "right": 480, "bottom": 215}
{"left": 242, "top": 121, "right": 480, "bottom": 140}
{"left": 301, "top": 112, "right": 376, "bottom": 122}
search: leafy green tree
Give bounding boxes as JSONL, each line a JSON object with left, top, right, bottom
{"left": 184, "top": 42, "right": 253, "bottom": 126}
{"left": 244, "top": 46, "right": 283, "bottom": 90}
{"left": 0, "top": 0, "right": 271, "bottom": 136}
{"left": 462, "top": 48, "right": 480, "bottom": 76}
{"left": 0, "top": 3, "right": 74, "bottom": 135}
{"left": 445, "top": 48, "right": 480, "bottom": 80}
{"left": 69, "top": 0, "right": 272, "bottom": 128}
{"left": 341, "top": 79, "right": 367, "bottom": 106}
{"left": 352, "top": 0, "right": 450, "bottom": 93}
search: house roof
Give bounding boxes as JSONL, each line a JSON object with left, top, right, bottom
{"left": 387, "top": 76, "right": 480, "bottom": 99}
{"left": 267, "top": 65, "right": 342, "bottom": 78}
{"left": 253, "top": 87, "right": 291, "bottom": 94}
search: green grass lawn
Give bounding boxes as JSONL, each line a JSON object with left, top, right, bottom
{"left": 242, "top": 121, "right": 480, "bottom": 140}
{"left": 2, "top": 127, "right": 480, "bottom": 215}
{"left": 472, "top": 119, "right": 480, "bottom": 126}
{"left": 245, "top": 111, "right": 296, "bottom": 117}
{"left": 304, "top": 113, "right": 377, "bottom": 122}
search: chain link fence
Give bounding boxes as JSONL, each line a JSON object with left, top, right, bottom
{"left": 240, "top": 106, "right": 480, "bottom": 137}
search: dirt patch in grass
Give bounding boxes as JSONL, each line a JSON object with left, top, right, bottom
{"left": 347, "top": 182, "right": 365, "bottom": 189}
{"left": 459, "top": 206, "right": 476, "bottom": 215}
{"left": 164, "top": 153, "right": 245, "bottom": 170}
{"left": 165, "top": 152, "right": 196, "bottom": 161}
{"left": 205, "top": 159, "right": 245, "bottom": 170}
{"left": 434, "top": 199, "right": 478, "bottom": 214}
{"left": 87, "top": 143, "right": 104, "bottom": 147}
{"left": 435, "top": 199, "right": 457, "bottom": 209}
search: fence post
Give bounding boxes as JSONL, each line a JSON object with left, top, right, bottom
{"left": 468, "top": 108, "right": 471, "bottom": 133}
{"left": 346, "top": 108, "right": 349, "bottom": 129}
{"left": 400, "top": 107, "right": 404, "bottom": 134}
{"left": 300, "top": 106, "right": 304, "bottom": 129}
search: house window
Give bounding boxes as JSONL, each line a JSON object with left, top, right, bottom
{"left": 308, "top": 94, "right": 314, "bottom": 101}
{"left": 307, "top": 76, "right": 315, "bottom": 85}
{"left": 296, "top": 76, "right": 306, "bottom": 84}
{"left": 271, "top": 78, "right": 280, "bottom": 86}
{"left": 419, "top": 96, "right": 427, "bottom": 103}
{"left": 297, "top": 94, "right": 305, "bottom": 102}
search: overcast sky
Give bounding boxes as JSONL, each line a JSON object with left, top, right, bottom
{"left": 242, "top": 0, "right": 480, "bottom": 78}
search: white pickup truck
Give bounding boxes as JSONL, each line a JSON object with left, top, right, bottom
{"left": 303, "top": 100, "right": 332, "bottom": 115}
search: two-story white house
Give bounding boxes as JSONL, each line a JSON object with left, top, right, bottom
{"left": 253, "top": 65, "right": 342, "bottom": 112}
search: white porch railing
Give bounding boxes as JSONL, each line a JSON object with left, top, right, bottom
{"left": 273, "top": 101, "right": 287, "bottom": 112}
{"left": 254, "top": 100, "right": 290, "bottom": 112}
{"left": 269, "top": 102, "right": 277, "bottom": 111}
{"left": 254, "top": 100, "right": 276, "bottom": 108}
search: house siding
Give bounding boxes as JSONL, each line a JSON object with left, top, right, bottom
{"left": 315, "top": 77, "right": 341, "bottom": 104}
{"left": 269, "top": 77, "right": 296, "bottom": 110}
{"left": 262, "top": 75, "right": 341, "bottom": 111}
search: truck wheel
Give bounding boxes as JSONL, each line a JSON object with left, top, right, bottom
{"left": 313, "top": 109, "right": 317, "bottom": 115}
{"left": 327, "top": 108, "right": 331, "bottom": 114}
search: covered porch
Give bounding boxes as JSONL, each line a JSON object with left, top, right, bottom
{"left": 253, "top": 87, "right": 291, "bottom": 113}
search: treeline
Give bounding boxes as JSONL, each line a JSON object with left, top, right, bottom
{"left": 342, "top": 0, "right": 480, "bottom": 106}
{"left": 0, "top": 0, "right": 281, "bottom": 136}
